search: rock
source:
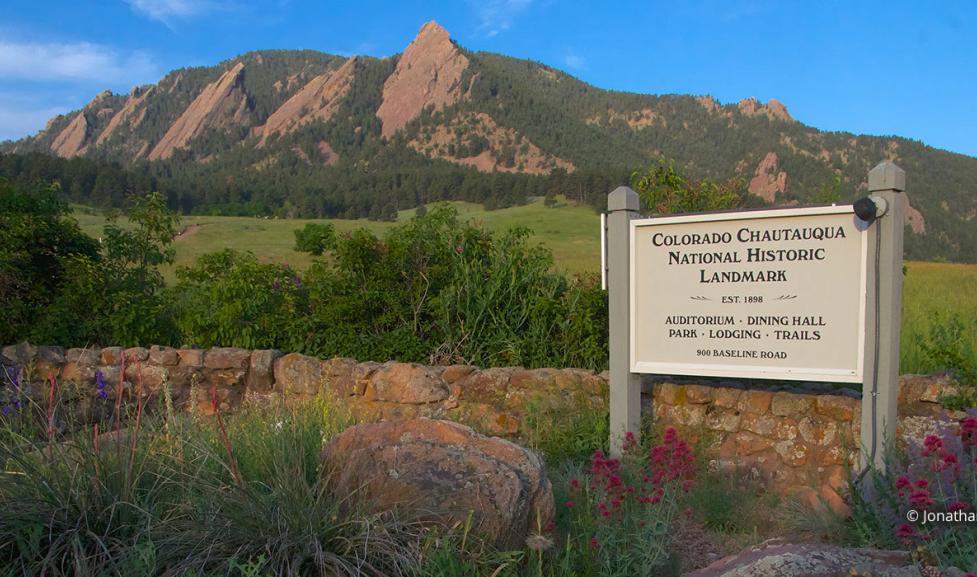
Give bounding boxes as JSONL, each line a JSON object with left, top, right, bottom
{"left": 712, "top": 387, "right": 742, "bottom": 408}
{"left": 274, "top": 353, "right": 325, "bottom": 395}
{"left": 452, "top": 367, "right": 514, "bottom": 405}
{"left": 177, "top": 349, "right": 204, "bottom": 368}
{"left": 322, "top": 358, "right": 375, "bottom": 397}
{"left": 149, "top": 345, "right": 180, "bottom": 366}
{"left": 204, "top": 347, "right": 250, "bottom": 370}
{"left": 247, "top": 349, "right": 281, "bottom": 392}
{"left": 441, "top": 364, "right": 477, "bottom": 384}
{"left": 736, "top": 390, "right": 773, "bottom": 414}
{"left": 815, "top": 395, "right": 857, "bottom": 421}
{"left": 321, "top": 419, "right": 554, "bottom": 549}
{"left": 101, "top": 346, "right": 124, "bottom": 366}
{"left": 124, "top": 347, "right": 149, "bottom": 362}
{"left": 770, "top": 392, "right": 814, "bottom": 417}
{"left": 683, "top": 541, "right": 918, "bottom": 577}
{"left": 3, "top": 343, "right": 38, "bottom": 364}
{"left": 66, "top": 348, "right": 100, "bottom": 366}
{"left": 367, "top": 362, "right": 449, "bottom": 404}
{"left": 35, "top": 346, "right": 65, "bottom": 377}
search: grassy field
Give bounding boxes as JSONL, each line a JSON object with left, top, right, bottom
{"left": 74, "top": 197, "right": 603, "bottom": 281}
{"left": 74, "top": 199, "right": 977, "bottom": 375}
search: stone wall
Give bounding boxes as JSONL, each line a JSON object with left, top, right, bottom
{"left": 1, "top": 343, "right": 958, "bottom": 508}
{"left": 0, "top": 343, "right": 606, "bottom": 439}
{"left": 646, "top": 374, "right": 960, "bottom": 512}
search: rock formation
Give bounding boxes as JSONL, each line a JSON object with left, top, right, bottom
{"left": 748, "top": 151, "right": 789, "bottom": 201}
{"left": 97, "top": 85, "right": 153, "bottom": 146}
{"left": 257, "top": 58, "right": 356, "bottom": 146}
{"left": 738, "top": 97, "right": 794, "bottom": 123}
{"left": 49, "top": 112, "right": 90, "bottom": 158}
{"left": 376, "top": 21, "right": 469, "bottom": 138}
{"left": 148, "top": 61, "right": 251, "bottom": 160}
{"left": 320, "top": 418, "right": 555, "bottom": 549}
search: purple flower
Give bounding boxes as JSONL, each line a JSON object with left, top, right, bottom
{"left": 292, "top": 275, "right": 302, "bottom": 288}
{"left": 95, "top": 371, "right": 108, "bottom": 399}
{"left": 2, "top": 365, "right": 20, "bottom": 386}
{"left": 272, "top": 280, "right": 281, "bottom": 292}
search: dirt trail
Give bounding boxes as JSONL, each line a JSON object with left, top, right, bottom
{"left": 174, "top": 224, "right": 200, "bottom": 241}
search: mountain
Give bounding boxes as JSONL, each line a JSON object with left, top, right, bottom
{"left": 3, "top": 21, "right": 976, "bottom": 261}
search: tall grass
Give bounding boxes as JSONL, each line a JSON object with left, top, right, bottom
{"left": 901, "top": 262, "right": 977, "bottom": 375}
{"left": 0, "top": 386, "right": 425, "bottom": 576}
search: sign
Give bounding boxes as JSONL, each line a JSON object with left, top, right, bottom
{"left": 630, "top": 206, "right": 868, "bottom": 382}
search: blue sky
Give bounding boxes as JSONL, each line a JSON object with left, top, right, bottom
{"left": 1, "top": 0, "right": 974, "bottom": 157}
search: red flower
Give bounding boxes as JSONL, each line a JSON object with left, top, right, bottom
{"left": 564, "top": 500, "right": 576, "bottom": 509}
{"left": 949, "top": 500, "right": 969, "bottom": 512}
{"left": 961, "top": 416, "right": 977, "bottom": 448}
{"left": 909, "top": 490, "right": 934, "bottom": 509}
{"left": 896, "top": 523, "right": 919, "bottom": 545}
{"left": 922, "top": 435, "right": 943, "bottom": 456}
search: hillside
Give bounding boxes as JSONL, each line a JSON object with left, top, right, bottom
{"left": 3, "top": 21, "right": 976, "bottom": 261}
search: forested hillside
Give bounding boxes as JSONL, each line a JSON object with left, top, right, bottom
{"left": 3, "top": 21, "right": 975, "bottom": 261}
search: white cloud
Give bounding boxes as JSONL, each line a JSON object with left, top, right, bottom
{"left": 472, "top": 0, "right": 534, "bottom": 38}
{"left": 564, "top": 49, "right": 587, "bottom": 71}
{"left": 0, "top": 97, "right": 69, "bottom": 141}
{"left": 0, "top": 39, "right": 157, "bottom": 84}
{"left": 124, "top": 0, "right": 215, "bottom": 23}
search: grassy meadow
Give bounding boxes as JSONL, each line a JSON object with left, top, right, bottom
{"left": 73, "top": 198, "right": 977, "bottom": 375}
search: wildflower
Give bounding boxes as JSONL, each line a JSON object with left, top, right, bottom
{"left": 455, "top": 245, "right": 464, "bottom": 254}
{"left": 896, "top": 523, "right": 919, "bottom": 545}
{"left": 564, "top": 500, "right": 575, "bottom": 509}
{"left": 589, "top": 536, "right": 600, "bottom": 550}
{"left": 961, "top": 416, "right": 977, "bottom": 448}
{"left": 95, "top": 371, "right": 108, "bottom": 399}
{"left": 915, "top": 479, "right": 929, "bottom": 489}
{"left": 949, "top": 500, "right": 969, "bottom": 512}
{"left": 909, "top": 490, "right": 934, "bottom": 509}
{"left": 272, "top": 280, "right": 281, "bottom": 291}
{"left": 569, "top": 478, "right": 580, "bottom": 490}
{"left": 938, "top": 452, "right": 960, "bottom": 473}
{"left": 922, "top": 435, "right": 943, "bottom": 456}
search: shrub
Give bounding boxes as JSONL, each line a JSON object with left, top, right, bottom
{"left": 922, "top": 315, "right": 977, "bottom": 409}
{"left": 552, "top": 429, "right": 694, "bottom": 576}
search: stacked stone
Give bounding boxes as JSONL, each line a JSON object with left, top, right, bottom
{"left": 0, "top": 344, "right": 607, "bottom": 439}
{"left": 651, "top": 382, "right": 862, "bottom": 513}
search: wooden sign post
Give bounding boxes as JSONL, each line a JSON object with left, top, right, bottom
{"left": 607, "top": 161, "right": 905, "bottom": 473}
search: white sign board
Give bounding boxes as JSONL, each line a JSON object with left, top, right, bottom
{"left": 630, "top": 206, "right": 868, "bottom": 382}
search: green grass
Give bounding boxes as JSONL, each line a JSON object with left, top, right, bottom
{"left": 901, "top": 261, "right": 977, "bottom": 375}
{"left": 72, "top": 200, "right": 977, "bottom": 374}
{"left": 73, "top": 197, "right": 603, "bottom": 283}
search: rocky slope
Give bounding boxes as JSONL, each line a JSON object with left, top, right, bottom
{"left": 5, "top": 20, "right": 977, "bottom": 261}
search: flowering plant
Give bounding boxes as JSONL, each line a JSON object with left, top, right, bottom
{"left": 853, "top": 412, "right": 977, "bottom": 572}
{"left": 560, "top": 428, "right": 696, "bottom": 576}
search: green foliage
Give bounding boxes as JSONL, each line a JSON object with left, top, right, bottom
{"left": 630, "top": 160, "right": 747, "bottom": 215}
{"left": 293, "top": 222, "right": 337, "bottom": 255}
{"left": 920, "top": 314, "right": 977, "bottom": 409}
{"left": 0, "top": 179, "right": 100, "bottom": 344}
{"left": 171, "top": 250, "right": 306, "bottom": 349}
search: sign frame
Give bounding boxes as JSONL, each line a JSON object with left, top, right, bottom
{"left": 628, "top": 205, "right": 869, "bottom": 383}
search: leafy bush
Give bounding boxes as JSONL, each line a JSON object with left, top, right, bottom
{"left": 170, "top": 250, "right": 307, "bottom": 349}
{"left": 294, "top": 222, "right": 337, "bottom": 256}
{"left": 631, "top": 160, "right": 748, "bottom": 215}
{"left": 921, "top": 315, "right": 977, "bottom": 409}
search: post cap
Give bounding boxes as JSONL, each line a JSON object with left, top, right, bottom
{"left": 868, "top": 161, "right": 906, "bottom": 193}
{"left": 608, "top": 186, "right": 640, "bottom": 211}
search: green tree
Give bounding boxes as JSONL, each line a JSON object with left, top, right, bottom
{"left": 0, "top": 179, "right": 100, "bottom": 343}
{"left": 100, "top": 192, "right": 180, "bottom": 345}
{"left": 631, "top": 160, "right": 746, "bottom": 215}
{"left": 293, "top": 222, "right": 337, "bottom": 256}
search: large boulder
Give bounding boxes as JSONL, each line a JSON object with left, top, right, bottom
{"left": 683, "top": 540, "right": 920, "bottom": 577}
{"left": 320, "top": 418, "right": 554, "bottom": 549}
